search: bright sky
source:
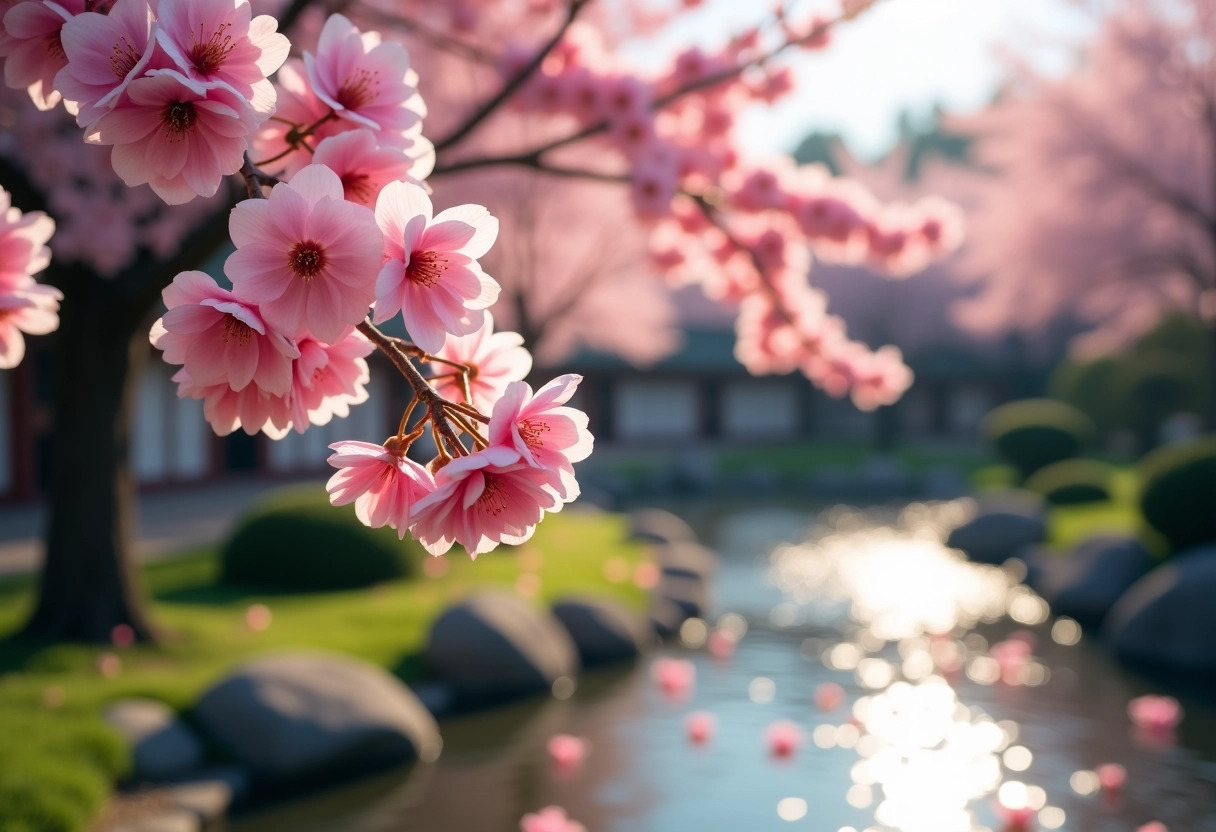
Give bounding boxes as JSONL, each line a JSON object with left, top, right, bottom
{"left": 634, "top": 0, "right": 1098, "bottom": 159}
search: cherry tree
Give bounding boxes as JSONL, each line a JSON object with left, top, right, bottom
{"left": 0, "top": 0, "right": 962, "bottom": 642}
{"left": 955, "top": 0, "right": 1216, "bottom": 425}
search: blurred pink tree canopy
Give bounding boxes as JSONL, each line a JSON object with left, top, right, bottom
{"left": 956, "top": 0, "right": 1216, "bottom": 364}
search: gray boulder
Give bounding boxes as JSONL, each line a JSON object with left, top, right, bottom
{"left": 1038, "top": 535, "right": 1156, "bottom": 627}
{"left": 1104, "top": 545, "right": 1216, "bottom": 675}
{"left": 423, "top": 592, "right": 578, "bottom": 706}
{"left": 658, "top": 573, "right": 710, "bottom": 619}
{"left": 650, "top": 597, "right": 690, "bottom": 641}
{"left": 551, "top": 596, "right": 654, "bottom": 666}
{"left": 657, "top": 541, "right": 718, "bottom": 581}
{"left": 946, "top": 508, "right": 1046, "bottom": 566}
{"left": 103, "top": 699, "right": 205, "bottom": 782}
{"left": 194, "top": 653, "right": 441, "bottom": 783}
{"left": 628, "top": 509, "right": 696, "bottom": 545}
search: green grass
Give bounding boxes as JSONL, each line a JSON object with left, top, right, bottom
{"left": 0, "top": 510, "right": 648, "bottom": 832}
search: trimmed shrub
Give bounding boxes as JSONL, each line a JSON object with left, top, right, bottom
{"left": 1139, "top": 436, "right": 1216, "bottom": 553}
{"left": 1024, "top": 459, "right": 1115, "bottom": 506}
{"left": 221, "top": 485, "right": 422, "bottom": 591}
{"left": 981, "top": 399, "right": 1095, "bottom": 481}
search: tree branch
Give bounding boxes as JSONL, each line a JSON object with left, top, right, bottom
{"left": 432, "top": 0, "right": 592, "bottom": 154}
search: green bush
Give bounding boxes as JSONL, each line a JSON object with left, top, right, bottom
{"left": 1139, "top": 436, "right": 1216, "bottom": 553}
{"left": 220, "top": 485, "right": 423, "bottom": 590}
{"left": 1117, "top": 351, "right": 1207, "bottom": 451}
{"left": 1024, "top": 459, "right": 1115, "bottom": 505}
{"left": 981, "top": 399, "right": 1095, "bottom": 481}
{"left": 1050, "top": 356, "right": 1120, "bottom": 439}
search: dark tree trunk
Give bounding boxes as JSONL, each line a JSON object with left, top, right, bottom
{"left": 1208, "top": 319, "right": 1216, "bottom": 431}
{"left": 21, "top": 269, "right": 158, "bottom": 643}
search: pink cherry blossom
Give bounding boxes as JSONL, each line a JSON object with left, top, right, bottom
{"left": 706, "top": 628, "right": 736, "bottom": 660}
{"left": 373, "top": 180, "right": 500, "bottom": 353}
{"left": 0, "top": 281, "right": 61, "bottom": 368}
{"left": 814, "top": 681, "right": 845, "bottom": 712}
{"left": 311, "top": 128, "right": 431, "bottom": 208}
{"left": 88, "top": 69, "right": 260, "bottom": 204}
{"left": 55, "top": 0, "right": 156, "bottom": 127}
{"left": 326, "top": 439, "right": 435, "bottom": 538}
{"left": 154, "top": 0, "right": 288, "bottom": 111}
{"left": 173, "top": 367, "right": 293, "bottom": 438}
{"left": 1127, "top": 695, "right": 1182, "bottom": 734}
{"left": 0, "top": 185, "right": 55, "bottom": 288}
{"left": 546, "top": 734, "right": 587, "bottom": 772}
{"left": 288, "top": 330, "right": 373, "bottom": 430}
{"left": 409, "top": 445, "right": 560, "bottom": 558}
{"left": 1, "top": 0, "right": 84, "bottom": 110}
{"left": 488, "top": 374, "right": 593, "bottom": 502}
{"left": 652, "top": 657, "right": 694, "bottom": 701}
{"left": 685, "top": 710, "right": 715, "bottom": 744}
{"left": 248, "top": 59, "right": 337, "bottom": 176}
{"left": 519, "top": 806, "right": 586, "bottom": 832}
{"left": 765, "top": 719, "right": 802, "bottom": 758}
{"left": 149, "top": 270, "right": 298, "bottom": 397}
{"left": 225, "top": 164, "right": 384, "bottom": 342}
{"left": 429, "top": 312, "right": 532, "bottom": 414}
{"left": 1137, "top": 824, "right": 1168, "bottom": 832}
{"left": 304, "top": 13, "right": 426, "bottom": 142}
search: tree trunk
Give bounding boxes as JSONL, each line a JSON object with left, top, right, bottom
{"left": 1208, "top": 319, "right": 1216, "bottom": 431}
{"left": 21, "top": 270, "right": 158, "bottom": 643}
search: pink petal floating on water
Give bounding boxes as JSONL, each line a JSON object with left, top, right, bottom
{"left": 520, "top": 805, "right": 586, "bottom": 832}
{"left": 547, "top": 734, "right": 588, "bottom": 772}
{"left": 707, "top": 628, "right": 736, "bottom": 660}
{"left": 110, "top": 623, "right": 135, "bottom": 648}
{"left": 814, "top": 681, "right": 845, "bottom": 712}
{"left": 765, "top": 719, "right": 803, "bottom": 758}
{"left": 685, "top": 711, "right": 716, "bottom": 745}
{"left": 1128, "top": 695, "right": 1182, "bottom": 733}
{"left": 994, "top": 802, "right": 1036, "bottom": 832}
{"left": 1096, "top": 762, "right": 1127, "bottom": 794}
{"left": 652, "top": 657, "right": 695, "bottom": 701}
{"left": 1137, "top": 823, "right": 1168, "bottom": 832}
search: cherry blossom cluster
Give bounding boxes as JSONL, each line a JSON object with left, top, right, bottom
{"left": 0, "top": 185, "right": 60, "bottom": 368}
{"left": 494, "top": 7, "right": 962, "bottom": 409}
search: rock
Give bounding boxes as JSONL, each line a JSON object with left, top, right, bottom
{"left": 410, "top": 681, "right": 456, "bottom": 718}
{"left": 1038, "top": 535, "right": 1156, "bottom": 627}
{"left": 656, "top": 541, "right": 718, "bottom": 581}
{"left": 658, "top": 573, "right": 710, "bottom": 619}
{"left": 975, "top": 488, "right": 1046, "bottom": 518}
{"left": 112, "top": 810, "right": 199, "bottom": 832}
{"left": 945, "top": 509, "right": 1046, "bottom": 566}
{"left": 168, "top": 780, "right": 231, "bottom": 825}
{"left": 921, "top": 466, "right": 967, "bottom": 500}
{"left": 103, "top": 699, "right": 205, "bottom": 783}
{"left": 423, "top": 592, "right": 578, "bottom": 706}
{"left": 650, "top": 597, "right": 690, "bottom": 641}
{"left": 551, "top": 597, "right": 654, "bottom": 666}
{"left": 1104, "top": 545, "right": 1216, "bottom": 675}
{"left": 628, "top": 509, "right": 696, "bottom": 545}
{"left": 193, "top": 652, "right": 441, "bottom": 783}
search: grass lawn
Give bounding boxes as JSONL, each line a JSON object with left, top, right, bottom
{"left": 712, "top": 440, "right": 992, "bottom": 479}
{"left": 0, "top": 509, "right": 649, "bottom": 832}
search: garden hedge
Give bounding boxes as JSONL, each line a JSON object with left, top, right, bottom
{"left": 220, "top": 484, "right": 423, "bottom": 591}
{"left": 981, "top": 399, "right": 1095, "bottom": 481}
{"left": 1139, "top": 436, "right": 1216, "bottom": 554}
{"left": 1024, "top": 458, "right": 1115, "bottom": 506}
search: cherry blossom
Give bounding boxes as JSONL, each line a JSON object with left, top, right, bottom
{"left": 0, "top": 185, "right": 55, "bottom": 288}
{"left": 303, "top": 13, "right": 425, "bottom": 142}
{"left": 373, "top": 180, "right": 500, "bottom": 352}
{"left": 173, "top": 366, "right": 293, "bottom": 438}
{"left": 225, "top": 164, "right": 383, "bottom": 342}
{"left": 326, "top": 439, "right": 435, "bottom": 538}
{"left": 0, "top": 282, "right": 62, "bottom": 368}
{"left": 288, "top": 330, "right": 373, "bottom": 430}
{"left": 1, "top": 0, "right": 84, "bottom": 110}
{"left": 55, "top": 0, "right": 156, "bottom": 127}
{"left": 312, "top": 128, "right": 432, "bottom": 208}
{"left": 149, "top": 270, "right": 298, "bottom": 397}
{"left": 429, "top": 312, "right": 532, "bottom": 413}
{"left": 154, "top": 0, "right": 288, "bottom": 110}
{"left": 409, "top": 444, "right": 561, "bottom": 558}
{"left": 88, "top": 69, "right": 261, "bottom": 204}
{"left": 488, "top": 374, "right": 593, "bottom": 503}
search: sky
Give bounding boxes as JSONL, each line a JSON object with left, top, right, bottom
{"left": 634, "top": 0, "right": 1099, "bottom": 159}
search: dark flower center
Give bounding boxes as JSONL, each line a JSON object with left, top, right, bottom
{"left": 188, "top": 22, "right": 235, "bottom": 77}
{"left": 288, "top": 240, "right": 327, "bottom": 281}
{"left": 163, "top": 101, "right": 197, "bottom": 140}
{"left": 335, "top": 68, "right": 377, "bottom": 111}
{"left": 406, "top": 250, "right": 447, "bottom": 287}
{"left": 518, "top": 419, "right": 548, "bottom": 449}
{"left": 476, "top": 473, "right": 508, "bottom": 516}
{"left": 220, "top": 315, "right": 255, "bottom": 345}
{"left": 110, "top": 36, "right": 141, "bottom": 78}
